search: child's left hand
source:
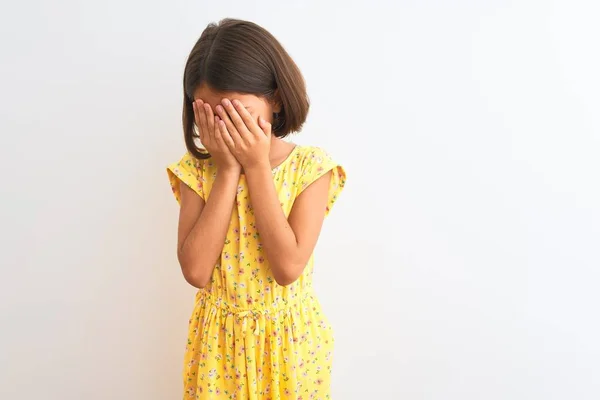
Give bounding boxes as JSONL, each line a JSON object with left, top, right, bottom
{"left": 214, "top": 98, "right": 272, "bottom": 170}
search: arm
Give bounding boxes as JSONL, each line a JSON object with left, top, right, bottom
{"left": 177, "top": 169, "right": 240, "bottom": 288}
{"left": 214, "top": 97, "right": 333, "bottom": 286}
{"left": 175, "top": 98, "right": 242, "bottom": 288}
{"left": 244, "top": 165, "right": 331, "bottom": 286}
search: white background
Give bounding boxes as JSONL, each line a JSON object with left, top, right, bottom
{"left": 1, "top": 0, "right": 599, "bottom": 399}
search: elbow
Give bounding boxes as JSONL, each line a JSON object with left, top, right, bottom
{"left": 182, "top": 268, "right": 211, "bottom": 289}
{"left": 178, "top": 252, "right": 211, "bottom": 289}
{"left": 272, "top": 262, "right": 304, "bottom": 287}
{"left": 274, "top": 275, "right": 297, "bottom": 287}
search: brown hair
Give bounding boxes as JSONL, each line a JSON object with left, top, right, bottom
{"left": 182, "top": 18, "right": 310, "bottom": 159}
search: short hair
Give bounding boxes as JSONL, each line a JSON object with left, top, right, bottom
{"left": 182, "top": 18, "right": 310, "bottom": 159}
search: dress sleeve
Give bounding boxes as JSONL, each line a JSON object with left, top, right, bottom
{"left": 166, "top": 152, "right": 205, "bottom": 204}
{"left": 297, "top": 147, "right": 347, "bottom": 216}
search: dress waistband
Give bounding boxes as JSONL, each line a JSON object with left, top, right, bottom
{"left": 195, "top": 289, "right": 315, "bottom": 339}
{"left": 195, "top": 288, "right": 313, "bottom": 315}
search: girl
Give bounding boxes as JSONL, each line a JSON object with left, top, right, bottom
{"left": 167, "top": 18, "right": 346, "bottom": 400}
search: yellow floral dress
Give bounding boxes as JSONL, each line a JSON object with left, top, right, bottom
{"left": 167, "top": 145, "right": 346, "bottom": 400}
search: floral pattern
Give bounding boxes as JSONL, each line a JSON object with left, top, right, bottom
{"left": 167, "top": 146, "right": 346, "bottom": 399}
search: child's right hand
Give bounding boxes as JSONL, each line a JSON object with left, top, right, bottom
{"left": 193, "top": 99, "right": 241, "bottom": 173}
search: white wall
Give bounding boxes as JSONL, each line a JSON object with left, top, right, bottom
{"left": 1, "top": 1, "right": 599, "bottom": 399}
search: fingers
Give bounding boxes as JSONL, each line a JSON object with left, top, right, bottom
{"left": 230, "top": 99, "right": 259, "bottom": 137}
{"left": 258, "top": 116, "right": 272, "bottom": 139}
{"left": 215, "top": 104, "right": 242, "bottom": 145}
{"left": 212, "top": 116, "right": 225, "bottom": 147}
{"left": 220, "top": 99, "right": 253, "bottom": 141}
{"left": 216, "top": 116, "right": 236, "bottom": 150}
{"left": 203, "top": 103, "right": 215, "bottom": 142}
{"left": 193, "top": 100, "right": 207, "bottom": 144}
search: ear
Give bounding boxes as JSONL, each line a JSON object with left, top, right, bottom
{"left": 270, "top": 89, "right": 282, "bottom": 113}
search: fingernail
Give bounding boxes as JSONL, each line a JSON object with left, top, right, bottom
{"left": 222, "top": 98, "right": 231, "bottom": 106}
{"left": 216, "top": 105, "right": 223, "bottom": 113}
{"left": 233, "top": 99, "right": 241, "bottom": 107}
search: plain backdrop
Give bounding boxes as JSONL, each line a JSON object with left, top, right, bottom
{"left": 1, "top": 0, "right": 599, "bottom": 399}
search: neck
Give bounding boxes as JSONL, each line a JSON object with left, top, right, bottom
{"left": 269, "top": 138, "right": 296, "bottom": 169}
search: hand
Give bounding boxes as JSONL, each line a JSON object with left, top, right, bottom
{"left": 193, "top": 99, "right": 241, "bottom": 174}
{"left": 214, "top": 98, "right": 272, "bottom": 170}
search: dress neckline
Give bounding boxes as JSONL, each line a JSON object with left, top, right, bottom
{"left": 239, "top": 144, "right": 299, "bottom": 177}
{"left": 271, "top": 144, "right": 299, "bottom": 173}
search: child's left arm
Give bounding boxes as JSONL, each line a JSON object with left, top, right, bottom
{"left": 246, "top": 165, "right": 331, "bottom": 286}
{"left": 215, "top": 98, "right": 333, "bottom": 286}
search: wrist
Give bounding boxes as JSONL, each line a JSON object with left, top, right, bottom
{"left": 217, "top": 166, "right": 241, "bottom": 179}
{"left": 244, "top": 160, "right": 271, "bottom": 174}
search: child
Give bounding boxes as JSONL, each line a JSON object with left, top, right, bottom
{"left": 167, "top": 18, "right": 346, "bottom": 399}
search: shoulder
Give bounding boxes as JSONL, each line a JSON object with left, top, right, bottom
{"left": 295, "top": 145, "right": 341, "bottom": 175}
{"left": 294, "top": 145, "right": 337, "bottom": 170}
{"left": 166, "top": 152, "right": 215, "bottom": 203}
{"left": 167, "top": 152, "right": 216, "bottom": 177}
{"left": 286, "top": 145, "right": 346, "bottom": 216}
{"left": 293, "top": 145, "right": 346, "bottom": 193}
{"left": 296, "top": 145, "right": 334, "bottom": 158}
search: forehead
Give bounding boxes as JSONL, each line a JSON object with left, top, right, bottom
{"left": 193, "top": 84, "right": 265, "bottom": 107}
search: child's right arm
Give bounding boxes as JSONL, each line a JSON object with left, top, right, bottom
{"left": 176, "top": 169, "right": 239, "bottom": 288}
{"left": 175, "top": 99, "right": 241, "bottom": 289}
